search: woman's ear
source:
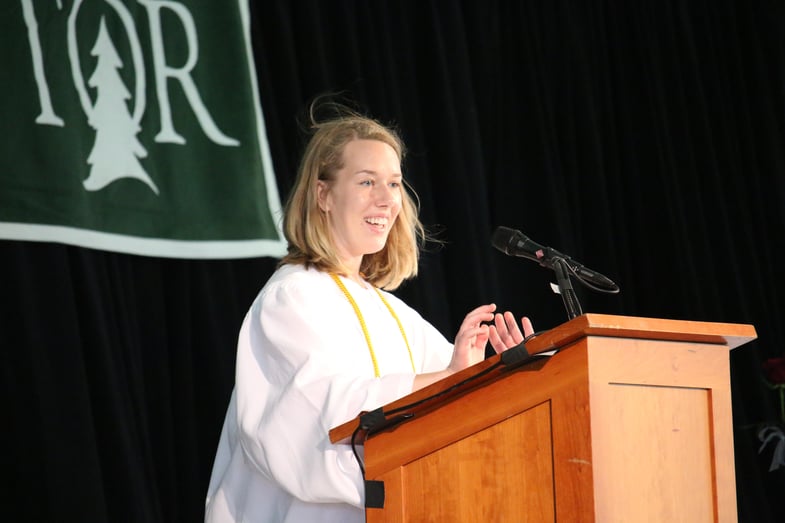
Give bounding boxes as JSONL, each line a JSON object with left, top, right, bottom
{"left": 316, "top": 180, "right": 329, "bottom": 212}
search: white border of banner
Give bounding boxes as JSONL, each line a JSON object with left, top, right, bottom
{"left": 0, "top": 222, "right": 287, "bottom": 259}
{"left": 0, "top": 0, "right": 288, "bottom": 260}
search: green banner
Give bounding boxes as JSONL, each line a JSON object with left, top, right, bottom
{"left": 0, "top": 0, "right": 286, "bottom": 258}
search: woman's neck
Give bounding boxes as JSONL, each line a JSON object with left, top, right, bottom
{"left": 340, "top": 256, "right": 366, "bottom": 287}
{"left": 344, "top": 271, "right": 367, "bottom": 287}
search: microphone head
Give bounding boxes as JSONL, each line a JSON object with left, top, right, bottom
{"left": 491, "top": 226, "right": 523, "bottom": 255}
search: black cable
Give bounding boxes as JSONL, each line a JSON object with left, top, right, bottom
{"left": 385, "top": 359, "right": 505, "bottom": 417}
{"left": 385, "top": 330, "right": 548, "bottom": 417}
{"left": 351, "top": 424, "right": 365, "bottom": 475}
{"left": 566, "top": 262, "right": 620, "bottom": 294}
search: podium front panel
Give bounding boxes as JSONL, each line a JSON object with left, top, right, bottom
{"left": 588, "top": 337, "right": 735, "bottom": 522}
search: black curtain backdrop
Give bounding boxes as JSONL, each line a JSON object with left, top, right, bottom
{"left": 3, "top": 1, "right": 785, "bottom": 521}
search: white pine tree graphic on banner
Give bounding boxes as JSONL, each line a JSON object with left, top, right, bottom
{"left": 84, "top": 17, "right": 158, "bottom": 194}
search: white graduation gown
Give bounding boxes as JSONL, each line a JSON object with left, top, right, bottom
{"left": 205, "top": 264, "right": 453, "bottom": 522}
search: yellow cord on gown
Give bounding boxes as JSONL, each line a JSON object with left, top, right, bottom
{"left": 330, "top": 273, "right": 416, "bottom": 378}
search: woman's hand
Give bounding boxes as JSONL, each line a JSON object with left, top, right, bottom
{"left": 448, "top": 304, "right": 498, "bottom": 373}
{"left": 488, "top": 312, "right": 534, "bottom": 354}
{"left": 412, "top": 305, "right": 535, "bottom": 392}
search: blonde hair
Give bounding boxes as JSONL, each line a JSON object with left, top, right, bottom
{"left": 280, "top": 101, "right": 424, "bottom": 290}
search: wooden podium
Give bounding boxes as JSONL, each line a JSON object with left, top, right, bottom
{"left": 330, "top": 314, "right": 757, "bottom": 522}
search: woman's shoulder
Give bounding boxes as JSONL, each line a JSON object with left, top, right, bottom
{"left": 244, "top": 265, "right": 333, "bottom": 314}
{"left": 262, "top": 264, "right": 333, "bottom": 297}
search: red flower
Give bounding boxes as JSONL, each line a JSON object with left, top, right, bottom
{"left": 762, "top": 356, "right": 785, "bottom": 385}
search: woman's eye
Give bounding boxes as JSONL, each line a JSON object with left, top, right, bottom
{"left": 360, "top": 180, "right": 372, "bottom": 186}
{"left": 390, "top": 182, "right": 401, "bottom": 188}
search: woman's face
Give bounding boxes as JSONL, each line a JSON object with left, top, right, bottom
{"left": 317, "top": 139, "right": 403, "bottom": 268}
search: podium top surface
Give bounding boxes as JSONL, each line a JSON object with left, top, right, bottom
{"left": 527, "top": 313, "right": 757, "bottom": 353}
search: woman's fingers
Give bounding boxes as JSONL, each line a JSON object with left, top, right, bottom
{"left": 489, "top": 314, "right": 536, "bottom": 353}
{"left": 495, "top": 311, "right": 524, "bottom": 345}
{"left": 521, "top": 316, "right": 534, "bottom": 338}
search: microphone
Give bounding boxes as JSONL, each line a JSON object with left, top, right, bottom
{"left": 492, "top": 226, "right": 619, "bottom": 293}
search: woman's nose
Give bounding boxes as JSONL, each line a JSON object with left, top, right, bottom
{"left": 374, "top": 184, "right": 396, "bottom": 205}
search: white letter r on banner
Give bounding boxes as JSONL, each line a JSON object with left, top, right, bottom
{"left": 139, "top": 0, "right": 240, "bottom": 146}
